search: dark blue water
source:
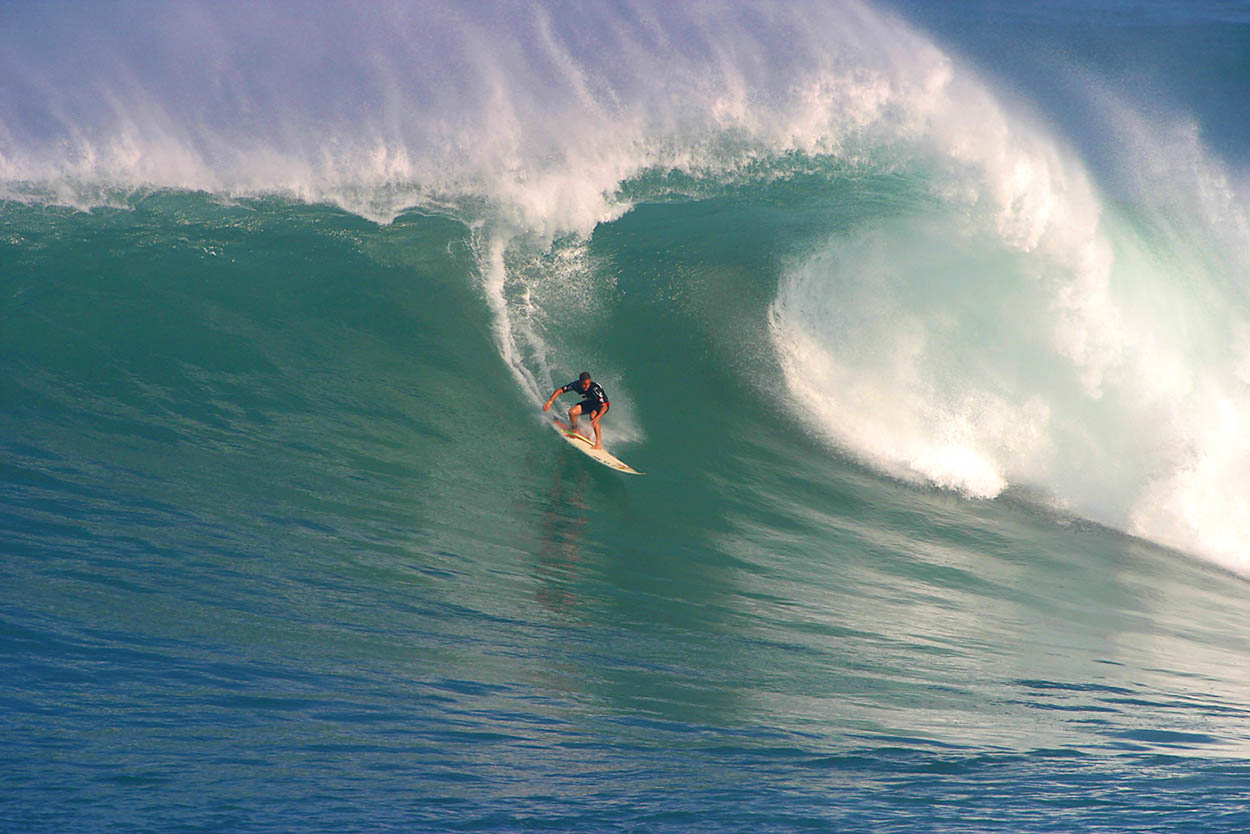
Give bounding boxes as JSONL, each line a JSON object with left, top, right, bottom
{"left": 5, "top": 2, "right": 1250, "bottom": 831}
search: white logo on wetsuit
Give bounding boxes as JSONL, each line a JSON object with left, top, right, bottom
{"left": 564, "top": 380, "right": 608, "bottom": 407}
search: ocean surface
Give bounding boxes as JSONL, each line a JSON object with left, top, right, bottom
{"left": 5, "top": 1, "right": 1250, "bottom": 831}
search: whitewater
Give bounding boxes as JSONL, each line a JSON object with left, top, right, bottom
{"left": 5, "top": 1, "right": 1250, "bottom": 831}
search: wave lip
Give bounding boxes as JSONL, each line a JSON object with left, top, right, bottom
{"left": 0, "top": 1, "right": 953, "bottom": 227}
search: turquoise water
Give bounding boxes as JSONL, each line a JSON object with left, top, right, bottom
{"left": 6, "top": 2, "right": 1250, "bottom": 831}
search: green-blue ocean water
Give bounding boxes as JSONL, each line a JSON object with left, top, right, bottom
{"left": 6, "top": 2, "right": 1250, "bottom": 832}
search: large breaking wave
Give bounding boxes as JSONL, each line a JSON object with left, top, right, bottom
{"left": 4, "top": 0, "right": 1250, "bottom": 571}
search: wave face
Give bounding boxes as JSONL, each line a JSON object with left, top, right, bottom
{"left": 6, "top": 2, "right": 1250, "bottom": 831}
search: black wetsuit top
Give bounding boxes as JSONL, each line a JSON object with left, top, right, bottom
{"left": 562, "top": 380, "right": 609, "bottom": 410}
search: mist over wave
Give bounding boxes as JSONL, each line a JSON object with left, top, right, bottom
{"left": 0, "top": 0, "right": 945, "bottom": 230}
{"left": 5, "top": 0, "right": 1250, "bottom": 572}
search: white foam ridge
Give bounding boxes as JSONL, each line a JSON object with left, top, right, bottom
{"left": 0, "top": 1, "right": 959, "bottom": 224}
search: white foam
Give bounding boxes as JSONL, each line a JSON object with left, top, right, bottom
{"left": 0, "top": 2, "right": 958, "bottom": 225}
{"left": 766, "top": 34, "right": 1250, "bottom": 574}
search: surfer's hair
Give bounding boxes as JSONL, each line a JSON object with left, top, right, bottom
{"left": 578, "top": 371, "right": 591, "bottom": 381}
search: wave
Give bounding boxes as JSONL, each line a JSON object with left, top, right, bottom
{"left": 5, "top": 0, "right": 1250, "bottom": 572}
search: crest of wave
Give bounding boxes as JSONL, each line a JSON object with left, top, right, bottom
{"left": 1, "top": 0, "right": 953, "bottom": 229}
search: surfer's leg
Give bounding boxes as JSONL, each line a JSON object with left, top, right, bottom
{"left": 590, "top": 404, "right": 606, "bottom": 449}
{"left": 567, "top": 404, "right": 582, "bottom": 432}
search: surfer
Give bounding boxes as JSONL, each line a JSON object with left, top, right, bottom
{"left": 543, "top": 372, "right": 609, "bottom": 449}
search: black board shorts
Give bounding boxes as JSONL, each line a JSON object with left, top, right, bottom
{"left": 573, "top": 399, "right": 608, "bottom": 416}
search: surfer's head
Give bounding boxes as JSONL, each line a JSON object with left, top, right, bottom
{"left": 578, "top": 371, "right": 591, "bottom": 389}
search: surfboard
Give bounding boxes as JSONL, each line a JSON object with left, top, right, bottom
{"left": 549, "top": 416, "right": 644, "bottom": 475}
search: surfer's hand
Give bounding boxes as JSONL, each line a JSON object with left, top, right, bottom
{"left": 542, "top": 402, "right": 551, "bottom": 412}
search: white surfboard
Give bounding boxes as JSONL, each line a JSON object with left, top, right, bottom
{"left": 549, "top": 416, "right": 644, "bottom": 475}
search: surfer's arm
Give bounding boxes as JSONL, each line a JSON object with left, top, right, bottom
{"left": 542, "top": 387, "right": 564, "bottom": 411}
